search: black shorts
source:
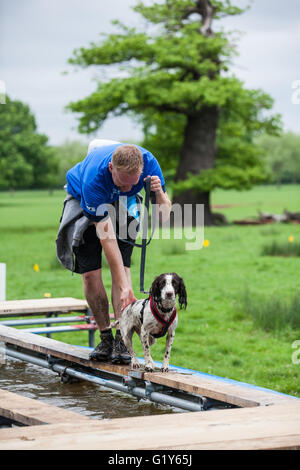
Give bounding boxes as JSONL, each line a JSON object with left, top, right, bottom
{"left": 73, "top": 215, "right": 139, "bottom": 275}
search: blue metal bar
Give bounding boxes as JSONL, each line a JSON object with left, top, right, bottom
{"left": 0, "top": 316, "right": 88, "bottom": 327}
{"left": 20, "top": 325, "right": 97, "bottom": 335}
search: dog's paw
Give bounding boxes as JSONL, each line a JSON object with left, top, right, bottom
{"left": 131, "top": 362, "right": 140, "bottom": 370}
{"left": 145, "top": 366, "right": 154, "bottom": 372}
{"left": 160, "top": 367, "right": 169, "bottom": 373}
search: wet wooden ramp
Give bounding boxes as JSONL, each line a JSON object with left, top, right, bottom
{"left": 0, "top": 325, "right": 299, "bottom": 449}
{"left": 0, "top": 325, "right": 296, "bottom": 408}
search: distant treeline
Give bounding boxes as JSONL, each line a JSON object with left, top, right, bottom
{"left": 0, "top": 96, "right": 89, "bottom": 190}
{"left": 1, "top": 96, "right": 299, "bottom": 190}
{"left": 255, "top": 132, "right": 300, "bottom": 185}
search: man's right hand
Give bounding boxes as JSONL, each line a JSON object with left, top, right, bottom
{"left": 120, "top": 286, "right": 137, "bottom": 313}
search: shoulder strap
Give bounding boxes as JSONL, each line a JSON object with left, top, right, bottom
{"left": 139, "top": 298, "right": 148, "bottom": 324}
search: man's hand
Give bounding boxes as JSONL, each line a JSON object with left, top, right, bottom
{"left": 120, "top": 286, "right": 137, "bottom": 312}
{"left": 144, "top": 175, "right": 162, "bottom": 194}
{"left": 144, "top": 175, "right": 171, "bottom": 223}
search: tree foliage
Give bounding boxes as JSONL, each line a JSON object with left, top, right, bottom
{"left": 256, "top": 132, "right": 300, "bottom": 185}
{"left": 53, "top": 139, "right": 88, "bottom": 187}
{"left": 0, "top": 96, "right": 59, "bottom": 189}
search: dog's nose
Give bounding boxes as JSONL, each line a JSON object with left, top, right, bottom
{"left": 166, "top": 292, "right": 173, "bottom": 298}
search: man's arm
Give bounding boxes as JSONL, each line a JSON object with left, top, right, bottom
{"left": 95, "top": 218, "right": 136, "bottom": 314}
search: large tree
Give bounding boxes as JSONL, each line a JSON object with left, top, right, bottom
{"left": 67, "top": 0, "right": 281, "bottom": 225}
{"left": 0, "top": 96, "right": 59, "bottom": 190}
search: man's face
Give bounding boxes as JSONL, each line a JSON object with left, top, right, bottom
{"left": 109, "top": 162, "right": 141, "bottom": 192}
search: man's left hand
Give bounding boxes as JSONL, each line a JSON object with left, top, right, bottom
{"left": 144, "top": 175, "right": 162, "bottom": 193}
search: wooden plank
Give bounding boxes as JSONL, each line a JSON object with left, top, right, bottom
{"left": 0, "top": 297, "right": 88, "bottom": 317}
{"left": 143, "top": 371, "right": 298, "bottom": 408}
{"left": 169, "top": 435, "right": 300, "bottom": 450}
{"left": 0, "top": 389, "right": 91, "bottom": 426}
{"left": 0, "top": 403, "right": 299, "bottom": 450}
{"left": 0, "top": 325, "right": 297, "bottom": 408}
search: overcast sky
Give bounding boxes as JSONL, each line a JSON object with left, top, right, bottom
{"left": 1, "top": 0, "right": 299, "bottom": 146}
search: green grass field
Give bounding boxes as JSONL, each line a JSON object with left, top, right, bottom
{"left": 0, "top": 185, "right": 299, "bottom": 397}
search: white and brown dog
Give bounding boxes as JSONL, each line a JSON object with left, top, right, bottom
{"left": 119, "top": 273, "right": 187, "bottom": 372}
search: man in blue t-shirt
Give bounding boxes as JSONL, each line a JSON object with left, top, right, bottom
{"left": 65, "top": 140, "right": 171, "bottom": 364}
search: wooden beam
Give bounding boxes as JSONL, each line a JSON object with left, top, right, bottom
{"left": 0, "top": 389, "right": 91, "bottom": 426}
{"left": 0, "top": 403, "right": 299, "bottom": 450}
{"left": 0, "top": 324, "right": 130, "bottom": 376}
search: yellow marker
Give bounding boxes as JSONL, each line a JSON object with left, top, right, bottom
{"left": 33, "top": 264, "right": 40, "bottom": 272}
{"left": 203, "top": 239, "right": 210, "bottom": 247}
{"left": 288, "top": 235, "right": 294, "bottom": 243}
{"left": 44, "top": 293, "right": 51, "bottom": 298}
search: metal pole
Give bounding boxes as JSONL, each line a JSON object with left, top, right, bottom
{"left": 2, "top": 347, "right": 204, "bottom": 412}
{"left": 86, "top": 307, "right": 95, "bottom": 348}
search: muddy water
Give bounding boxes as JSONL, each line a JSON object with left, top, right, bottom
{"left": 0, "top": 357, "right": 176, "bottom": 421}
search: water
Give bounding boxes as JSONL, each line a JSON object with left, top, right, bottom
{"left": 0, "top": 357, "right": 175, "bottom": 421}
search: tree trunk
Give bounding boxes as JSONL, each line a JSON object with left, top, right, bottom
{"left": 173, "top": 106, "right": 219, "bottom": 226}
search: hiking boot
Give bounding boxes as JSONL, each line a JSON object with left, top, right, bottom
{"left": 111, "top": 331, "right": 131, "bottom": 365}
{"left": 89, "top": 329, "right": 114, "bottom": 362}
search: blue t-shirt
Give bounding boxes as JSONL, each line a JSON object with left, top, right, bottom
{"left": 66, "top": 143, "right": 165, "bottom": 222}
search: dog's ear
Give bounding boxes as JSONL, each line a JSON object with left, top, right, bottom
{"left": 149, "top": 275, "right": 162, "bottom": 301}
{"left": 179, "top": 279, "right": 187, "bottom": 310}
{"left": 173, "top": 274, "right": 187, "bottom": 310}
